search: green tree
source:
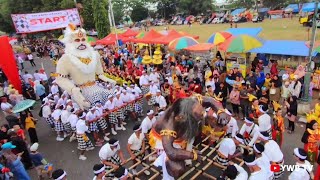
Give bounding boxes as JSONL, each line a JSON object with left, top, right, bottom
{"left": 178, "top": 0, "right": 213, "bottom": 15}
{"left": 81, "top": 0, "right": 95, "bottom": 29}
{"left": 131, "top": 4, "right": 149, "bottom": 22}
{"left": 157, "top": 0, "right": 178, "bottom": 19}
{"left": 92, "top": 0, "right": 110, "bottom": 38}
{"left": 60, "top": 0, "right": 76, "bottom": 9}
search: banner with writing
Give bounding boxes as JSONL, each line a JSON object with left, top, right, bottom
{"left": 11, "top": 8, "right": 81, "bottom": 33}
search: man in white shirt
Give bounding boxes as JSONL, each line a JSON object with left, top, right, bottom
{"left": 99, "top": 138, "right": 125, "bottom": 178}
{"left": 149, "top": 70, "right": 160, "bottom": 87}
{"left": 51, "top": 81, "right": 59, "bottom": 95}
{"left": 42, "top": 99, "right": 55, "bottom": 130}
{"left": 141, "top": 110, "right": 156, "bottom": 139}
{"left": 76, "top": 111, "right": 94, "bottom": 160}
{"left": 34, "top": 70, "right": 41, "bottom": 81}
{"left": 289, "top": 148, "right": 313, "bottom": 180}
{"left": 17, "top": 55, "right": 24, "bottom": 70}
{"left": 149, "top": 81, "right": 158, "bottom": 95}
{"left": 52, "top": 105, "right": 65, "bottom": 141}
{"left": 1, "top": 97, "right": 12, "bottom": 116}
{"left": 253, "top": 143, "right": 274, "bottom": 179}
{"left": 27, "top": 53, "right": 36, "bottom": 67}
{"left": 239, "top": 117, "right": 260, "bottom": 147}
{"left": 127, "top": 124, "right": 150, "bottom": 175}
{"left": 223, "top": 162, "right": 248, "bottom": 180}
{"left": 258, "top": 106, "right": 272, "bottom": 139}
{"left": 165, "top": 73, "right": 173, "bottom": 85}
{"left": 22, "top": 71, "right": 33, "bottom": 84}
{"left": 139, "top": 71, "right": 150, "bottom": 95}
{"left": 104, "top": 95, "right": 118, "bottom": 135}
{"left": 114, "top": 92, "right": 126, "bottom": 131}
{"left": 67, "top": 108, "right": 78, "bottom": 142}
{"left": 86, "top": 107, "right": 103, "bottom": 146}
{"left": 225, "top": 109, "right": 239, "bottom": 138}
{"left": 215, "top": 134, "right": 244, "bottom": 167}
{"left": 121, "top": 90, "right": 133, "bottom": 117}
{"left": 244, "top": 154, "right": 269, "bottom": 180}
{"left": 95, "top": 102, "right": 110, "bottom": 141}
{"left": 155, "top": 90, "right": 167, "bottom": 111}
{"left": 259, "top": 132, "right": 284, "bottom": 179}
{"left": 289, "top": 76, "right": 302, "bottom": 97}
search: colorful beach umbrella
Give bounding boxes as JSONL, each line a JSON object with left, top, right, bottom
{"left": 168, "top": 37, "right": 199, "bottom": 50}
{"left": 184, "top": 43, "right": 215, "bottom": 52}
{"left": 207, "top": 32, "right": 232, "bottom": 45}
{"left": 219, "top": 35, "right": 263, "bottom": 53}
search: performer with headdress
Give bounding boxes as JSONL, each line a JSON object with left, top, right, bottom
{"left": 301, "top": 120, "right": 320, "bottom": 164}
{"left": 289, "top": 148, "right": 314, "bottom": 180}
{"left": 272, "top": 101, "right": 284, "bottom": 147}
{"left": 55, "top": 24, "right": 116, "bottom": 109}
{"left": 239, "top": 117, "right": 260, "bottom": 147}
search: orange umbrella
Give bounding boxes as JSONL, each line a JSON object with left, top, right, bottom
{"left": 184, "top": 43, "right": 215, "bottom": 52}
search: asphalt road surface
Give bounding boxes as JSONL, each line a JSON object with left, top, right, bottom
{"left": 1, "top": 55, "right": 310, "bottom": 180}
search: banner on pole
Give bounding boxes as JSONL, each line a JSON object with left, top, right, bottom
{"left": 11, "top": 8, "right": 81, "bottom": 33}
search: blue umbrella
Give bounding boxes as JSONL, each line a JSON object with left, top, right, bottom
{"left": 12, "top": 99, "right": 36, "bottom": 113}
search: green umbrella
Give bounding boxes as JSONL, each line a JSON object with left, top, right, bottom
{"left": 13, "top": 99, "right": 36, "bottom": 113}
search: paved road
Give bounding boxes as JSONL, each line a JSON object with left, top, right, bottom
{"left": 1, "top": 55, "right": 310, "bottom": 179}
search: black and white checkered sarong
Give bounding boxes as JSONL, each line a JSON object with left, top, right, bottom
{"left": 97, "top": 118, "right": 108, "bottom": 130}
{"left": 63, "top": 122, "right": 72, "bottom": 132}
{"left": 54, "top": 121, "right": 64, "bottom": 132}
{"left": 44, "top": 117, "right": 54, "bottom": 126}
{"left": 104, "top": 154, "right": 121, "bottom": 177}
{"left": 132, "top": 149, "right": 145, "bottom": 159}
{"left": 148, "top": 96, "right": 156, "bottom": 105}
{"left": 134, "top": 103, "right": 142, "bottom": 114}
{"left": 76, "top": 134, "right": 94, "bottom": 151}
{"left": 80, "top": 84, "right": 110, "bottom": 106}
{"left": 116, "top": 109, "right": 125, "bottom": 120}
{"left": 214, "top": 153, "right": 229, "bottom": 167}
{"left": 141, "top": 86, "right": 149, "bottom": 95}
{"left": 88, "top": 122, "right": 99, "bottom": 132}
{"left": 108, "top": 112, "right": 118, "bottom": 125}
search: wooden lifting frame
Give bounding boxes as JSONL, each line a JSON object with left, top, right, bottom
{"left": 104, "top": 135, "right": 246, "bottom": 179}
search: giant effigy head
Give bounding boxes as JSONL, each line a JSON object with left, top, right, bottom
{"left": 61, "top": 24, "right": 92, "bottom": 57}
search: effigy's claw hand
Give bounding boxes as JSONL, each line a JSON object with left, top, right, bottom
{"left": 71, "top": 87, "right": 90, "bottom": 109}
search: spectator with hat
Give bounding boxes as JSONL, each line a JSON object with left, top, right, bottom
{"left": 1, "top": 142, "right": 31, "bottom": 180}
{"left": 29, "top": 143, "right": 53, "bottom": 179}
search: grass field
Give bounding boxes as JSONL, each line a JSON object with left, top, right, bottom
{"left": 151, "top": 17, "right": 320, "bottom": 43}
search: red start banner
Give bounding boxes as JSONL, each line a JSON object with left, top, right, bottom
{"left": 11, "top": 8, "right": 81, "bottom": 33}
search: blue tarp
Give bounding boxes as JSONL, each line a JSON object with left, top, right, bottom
{"left": 302, "top": 2, "right": 320, "bottom": 12}
{"left": 250, "top": 40, "right": 310, "bottom": 56}
{"left": 226, "top": 28, "right": 262, "bottom": 37}
{"left": 258, "top": 8, "right": 270, "bottom": 13}
{"left": 285, "top": 4, "right": 299, "bottom": 13}
{"left": 231, "top": 8, "right": 246, "bottom": 16}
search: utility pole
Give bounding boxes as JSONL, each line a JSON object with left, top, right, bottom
{"left": 302, "top": 1, "right": 318, "bottom": 102}
{"left": 108, "top": 0, "right": 119, "bottom": 47}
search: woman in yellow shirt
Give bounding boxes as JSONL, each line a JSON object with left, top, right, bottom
{"left": 25, "top": 112, "right": 38, "bottom": 144}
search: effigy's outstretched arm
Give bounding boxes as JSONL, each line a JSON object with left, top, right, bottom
{"left": 162, "top": 135, "right": 194, "bottom": 161}
{"left": 95, "top": 52, "right": 117, "bottom": 84}
{"left": 202, "top": 96, "right": 224, "bottom": 111}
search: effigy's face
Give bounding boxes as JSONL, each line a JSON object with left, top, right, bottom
{"left": 72, "top": 31, "right": 87, "bottom": 51}
{"left": 192, "top": 103, "right": 205, "bottom": 123}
